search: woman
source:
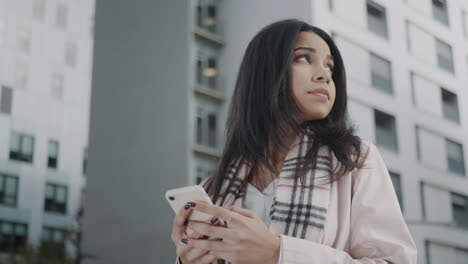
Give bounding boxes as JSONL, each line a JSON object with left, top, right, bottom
{"left": 171, "top": 19, "right": 417, "bottom": 264}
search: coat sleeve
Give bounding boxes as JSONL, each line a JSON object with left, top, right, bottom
{"left": 279, "top": 142, "right": 417, "bottom": 263}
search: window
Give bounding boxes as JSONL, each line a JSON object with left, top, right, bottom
{"left": 367, "top": 0, "right": 388, "bottom": 39}
{"left": 427, "top": 241, "right": 468, "bottom": 263}
{"left": 446, "top": 139, "right": 465, "bottom": 175}
{"left": 15, "top": 63, "right": 28, "bottom": 89}
{"left": 389, "top": 171, "right": 403, "bottom": 211}
{"left": 432, "top": 0, "right": 449, "bottom": 26}
{"left": 196, "top": 46, "right": 219, "bottom": 90}
{"left": 370, "top": 53, "right": 393, "bottom": 94}
{"left": 41, "top": 226, "right": 65, "bottom": 258}
{"left": 436, "top": 38, "right": 454, "bottom": 73}
{"left": 196, "top": 0, "right": 218, "bottom": 33}
{"left": 0, "top": 173, "right": 18, "bottom": 206}
{"left": 51, "top": 73, "right": 64, "bottom": 99}
{"left": 44, "top": 183, "right": 67, "bottom": 214}
{"left": 0, "top": 220, "right": 27, "bottom": 253}
{"left": 17, "top": 27, "right": 30, "bottom": 54}
{"left": 452, "top": 193, "right": 468, "bottom": 229}
{"left": 65, "top": 42, "right": 77, "bottom": 67}
{"left": 82, "top": 148, "right": 88, "bottom": 175}
{"left": 32, "top": 0, "right": 46, "bottom": 21}
{"left": 0, "top": 86, "right": 13, "bottom": 114}
{"left": 374, "top": 110, "right": 398, "bottom": 152}
{"left": 195, "top": 107, "right": 218, "bottom": 148}
{"left": 441, "top": 88, "right": 459, "bottom": 123}
{"left": 56, "top": 3, "right": 67, "bottom": 29}
{"left": 463, "top": 11, "right": 468, "bottom": 39}
{"left": 9, "top": 132, "right": 34, "bottom": 163}
{"left": 48, "top": 140, "right": 59, "bottom": 169}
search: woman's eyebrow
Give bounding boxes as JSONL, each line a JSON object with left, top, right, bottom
{"left": 294, "top": 46, "right": 334, "bottom": 62}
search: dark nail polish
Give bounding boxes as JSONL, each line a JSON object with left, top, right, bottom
{"left": 210, "top": 217, "right": 218, "bottom": 224}
{"left": 184, "top": 204, "right": 190, "bottom": 210}
{"left": 187, "top": 202, "right": 196, "bottom": 208}
{"left": 181, "top": 238, "right": 188, "bottom": 244}
{"left": 184, "top": 220, "right": 188, "bottom": 226}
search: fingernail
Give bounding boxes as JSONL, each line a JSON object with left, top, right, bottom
{"left": 181, "top": 238, "right": 188, "bottom": 244}
{"left": 210, "top": 217, "right": 218, "bottom": 224}
{"left": 184, "top": 204, "right": 190, "bottom": 210}
{"left": 187, "top": 202, "right": 196, "bottom": 208}
{"left": 183, "top": 220, "right": 188, "bottom": 226}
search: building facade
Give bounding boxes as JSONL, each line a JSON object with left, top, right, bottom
{"left": 0, "top": 0, "right": 94, "bottom": 257}
{"left": 82, "top": 0, "right": 468, "bottom": 263}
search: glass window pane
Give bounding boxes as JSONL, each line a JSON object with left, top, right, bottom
{"left": 42, "top": 228, "right": 51, "bottom": 241}
{"left": 56, "top": 187, "right": 67, "bottom": 203}
{"left": 21, "top": 135, "right": 34, "bottom": 155}
{"left": 436, "top": 39, "right": 454, "bottom": 73}
{"left": 375, "top": 110, "right": 398, "bottom": 152}
{"left": 367, "top": 0, "right": 388, "bottom": 38}
{"left": 1, "top": 222, "right": 13, "bottom": 235}
{"left": 370, "top": 53, "right": 392, "bottom": 94}
{"left": 53, "top": 230, "right": 64, "bottom": 241}
{"left": 10, "top": 132, "right": 20, "bottom": 152}
{"left": 5, "top": 177, "right": 17, "bottom": 195}
{"left": 48, "top": 140, "right": 59, "bottom": 158}
{"left": 1, "top": 86, "right": 13, "bottom": 114}
{"left": 15, "top": 224, "right": 26, "bottom": 236}
{"left": 432, "top": 0, "right": 449, "bottom": 25}
{"left": 446, "top": 139, "right": 465, "bottom": 174}
{"left": 441, "top": 88, "right": 459, "bottom": 123}
{"left": 46, "top": 184, "right": 55, "bottom": 198}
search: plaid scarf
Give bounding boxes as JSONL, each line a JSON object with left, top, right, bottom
{"left": 213, "top": 132, "right": 332, "bottom": 263}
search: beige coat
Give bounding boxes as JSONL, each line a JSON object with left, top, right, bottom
{"left": 177, "top": 139, "right": 417, "bottom": 263}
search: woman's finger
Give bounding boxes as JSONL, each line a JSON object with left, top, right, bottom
{"left": 190, "top": 201, "right": 241, "bottom": 227}
{"left": 172, "top": 202, "right": 196, "bottom": 243}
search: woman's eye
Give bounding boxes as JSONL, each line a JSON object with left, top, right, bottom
{"left": 296, "top": 55, "right": 310, "bottom": 63}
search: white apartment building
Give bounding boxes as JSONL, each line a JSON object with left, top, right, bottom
{"left": 82, "top": 0, "right": 468, "bottom": 263}
{"left": 0, "top": 0, "right": 94, "bottom": 257}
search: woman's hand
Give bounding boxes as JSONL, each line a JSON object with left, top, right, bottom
{"left": 183, "top": 202, "right": 281, "bottom": 264}
{"left": 171, "top": 202, "right": 218, "bottom": 264}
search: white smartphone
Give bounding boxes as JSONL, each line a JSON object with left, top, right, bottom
{"left": 166, "top": 185, "right": 222, "bottom": 224}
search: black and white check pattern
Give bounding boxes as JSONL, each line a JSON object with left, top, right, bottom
{"left": 216, "top": 131, "right": 332, "bottom": 242}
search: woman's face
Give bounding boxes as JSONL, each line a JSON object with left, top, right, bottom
{"left": 290, "top": 31, "right": 336, "bottom": 123}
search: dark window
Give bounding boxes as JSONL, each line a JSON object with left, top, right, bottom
{"left": 367, "top": 0, "right": 388, "bottom": 39}
{"left": 446, "top": 139, "right": 465, "bottom": 175}
{"left": 452, "top": 193, "right": 468, "bottom": 229}
{"left": 370, "top": 53, "right": 393, "bottom": 94}
{"left": 208, "top": 114, "right": 217, "bottom": 147}
{"left": 48, "top": 140, "right": 59, "bottom": 169}
{"left": 374, "top": 110, "right": 398, "bottom": 152}
{"left": 441, "top": 88, "right": 460, "bottom": 123}
{"left": 41, "top": 226, "right": 66, "bottom": 259}
{"left": 0, "top": 86, "right": 13, "bottom": 114}
{"left": 0, "top": 173, "right": 19, "bottom": 207}
{"left": 436, "top": 38, "right": 455, "bottom": 73}
{"left": 0, "top": 220, "right": 28, "bottom": 253}
{"left": 82, "top": 148, "right": 88, "bottom": 175}
{"left": 389, "top": 171, "right": 403, "bottom": 211}
{"left": 432, "top": 0, "right": 449, "bottom": 26}
{"left": 44, "top": 183, "right": 68, "bottom": 214}
{"left": 9, "top": 132, "right": 34, "bottom": 163}
{"left": 196, "top": 1, "right": 218, "bottom": 33}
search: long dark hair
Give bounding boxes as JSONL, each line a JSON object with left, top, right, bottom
{"left": 205, "top": 19, "right": 366, "bottom": 205}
